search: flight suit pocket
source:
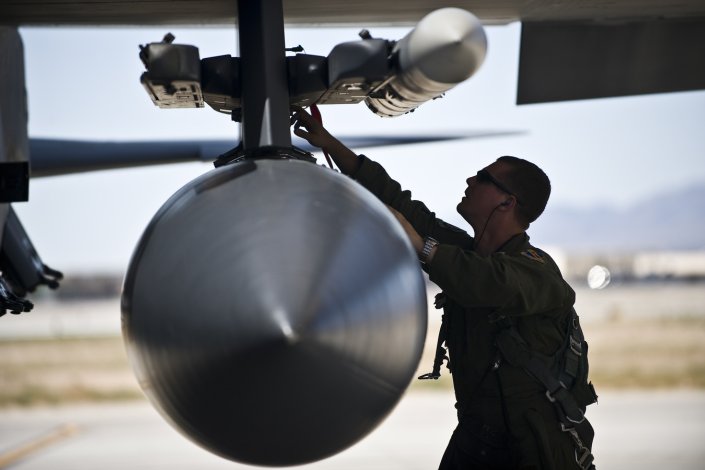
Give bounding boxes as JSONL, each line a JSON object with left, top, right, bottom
{"left": 454, "top": 417, "right": 519, "bottom": 469}
{"left": 523, "top": 408, "right": 557, "bottom": 470}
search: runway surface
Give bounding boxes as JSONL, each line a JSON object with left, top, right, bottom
{"left": 1, "top": 390, "right": 704, "bottom": 469}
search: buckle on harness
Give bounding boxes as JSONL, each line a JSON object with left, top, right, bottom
{"left": 418, "top": 372, "right": 440, "bottom": 380}
{"left": 575, "top": 447, "right": 594, "bottom": 470}
{"left": 545, "top": 382, "right": 567, "bottom": 403}
{"left": 560, "top": 423, "right": 593, "bottom": 469}
{"left": 566, "top": 409, "right": 586, "bottom": 424}
{"left": 569, "top": 335, "right": 582, "bottom": 356}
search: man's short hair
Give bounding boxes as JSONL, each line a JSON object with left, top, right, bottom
{"left": 497, "top": 156, "right": 551, "bottom": 228}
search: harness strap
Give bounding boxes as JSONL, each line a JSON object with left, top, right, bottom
{"left": 561, "top": 423, "right": 596, "bottom": 470}
{"left": 418, "top": 312, "right": 450, "bottom": 380}
{"left": 562, "top": 315, "right": 585, "bottom": 383}
{"left": 493, "top": 309, "right": 597, "bottom": 469}
{"left": 419, "top": 294, "right": 451, "bottom": 380}
{"left": 495, "top": 326, "right": 586, "bottom": 424}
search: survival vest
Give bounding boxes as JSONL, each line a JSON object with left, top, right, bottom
{"left": 494, "top": 307, "right": 599, "bottom": 470}
{"left": 419, "top": 302, "right": 599, "bottom": 470}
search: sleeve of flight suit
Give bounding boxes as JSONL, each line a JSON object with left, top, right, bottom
{"left": 427, "top": 246, "right": 575, "bottom": 318}
{"left": 352, "top": 155, "right": 574, "bottom": 318}
{"left": 352, "top": 156, "right": 473, "bottom": 247}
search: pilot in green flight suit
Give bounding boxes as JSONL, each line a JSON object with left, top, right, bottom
{"left": 292, "top": 108, "right": 595, "bottom": 470}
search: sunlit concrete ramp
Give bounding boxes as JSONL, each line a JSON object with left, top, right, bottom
{"left": 2, "top": 390, "right": 705, "bottom": 469}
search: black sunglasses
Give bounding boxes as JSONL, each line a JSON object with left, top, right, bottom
{"left": 476, "top": 169, "right": 520, "bottom": 203}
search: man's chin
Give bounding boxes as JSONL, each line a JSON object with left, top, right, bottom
{"left": 456, "top": 200, "right": 468, "bottom": 215}
{"left": 456, "top": 204, "right": 470, "bottom": 222}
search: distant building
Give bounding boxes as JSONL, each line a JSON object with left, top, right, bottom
{"left": 545, "top": 247, "right": 705, "bottom": 285}
{"left": 633, "top": 251, "right": 705, "bottom": 280}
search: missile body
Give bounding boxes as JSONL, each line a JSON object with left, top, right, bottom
{"left": 140, "top": 8, "right": 486, "bottom": 120}
{"left": 122, "top": 158, "right": 427, "bottom": 466}
{"left": 366, "top": 8, "right": 487, "bottom": 117}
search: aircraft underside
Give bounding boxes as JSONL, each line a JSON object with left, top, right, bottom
{"left": 1, "top": 0, "right": 705, "bottom": 26}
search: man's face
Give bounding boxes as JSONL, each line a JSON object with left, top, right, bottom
{"left": 456, "top": 161, "right": 514, "bottom": 228}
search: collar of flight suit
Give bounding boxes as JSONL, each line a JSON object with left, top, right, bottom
{"left": 492, "top": 232, "right": 530, "bottom": 255}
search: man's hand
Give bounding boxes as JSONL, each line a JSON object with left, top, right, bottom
{"left": 290, "top": 107, "right": 361, "bottom": 175}
{"left": 291, "top": 107, "right": 336, "bottom": 150}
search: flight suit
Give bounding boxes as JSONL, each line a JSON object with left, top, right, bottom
{"left": 352, "top": 156, "right": 588, "bottom": 469}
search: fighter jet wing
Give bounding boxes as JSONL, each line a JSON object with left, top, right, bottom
{"left": 29, "top": 131, "right": 524, "bottom": 177}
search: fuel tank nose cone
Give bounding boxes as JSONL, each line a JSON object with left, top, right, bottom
{"left": 121, "top": 158, "right": 427, "bottom": 466}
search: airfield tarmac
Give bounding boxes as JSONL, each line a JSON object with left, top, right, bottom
{"left": 2, "top": 284, "right": 704, "bottom": 469}
{"left": 1, "top": 390, "right": 705, "bottom": 469}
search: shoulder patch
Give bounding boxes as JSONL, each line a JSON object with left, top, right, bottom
{"left": 520, "top": 248, "right": 546, "bottom": 263}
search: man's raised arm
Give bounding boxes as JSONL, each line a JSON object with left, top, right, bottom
{"left": 291, "top": 108, "right": 361, "bottom": 175}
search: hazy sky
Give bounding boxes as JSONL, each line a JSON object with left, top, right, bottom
{"left": 13, "top": 23, "right": 705, "bottom": 272}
